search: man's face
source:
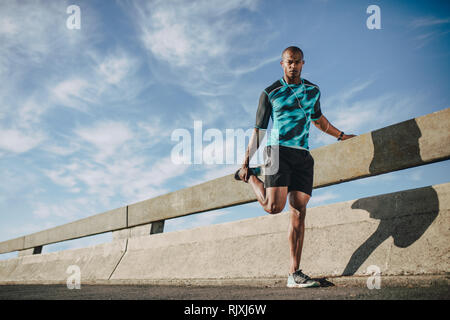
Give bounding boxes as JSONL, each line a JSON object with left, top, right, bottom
{"left": 280, "top": 51, "right": 304, "bottom": 79}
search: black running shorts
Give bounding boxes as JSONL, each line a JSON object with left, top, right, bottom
{"left": 263, "top": 145, "right": 314, "bottom": 196}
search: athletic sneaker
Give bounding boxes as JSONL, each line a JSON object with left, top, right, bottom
{"left": 234, "top": 167, "right": 261, "bottom": 181}
{"left": 287, "top": 270, "right": 320, "bottom": 288}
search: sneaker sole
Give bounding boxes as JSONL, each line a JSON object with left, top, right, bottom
{"left": 287, "top": 282, "right": 320, "bottom": 288}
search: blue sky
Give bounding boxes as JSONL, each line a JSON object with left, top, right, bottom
{"left": 0, "top": 0, "right": 449, "bottom": 259}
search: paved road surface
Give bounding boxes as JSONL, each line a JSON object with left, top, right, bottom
{"left": 0, "top": 283, "right": 448, "bottom": 300}
{"left": 1, "top": 283, "right": 447, "bottom": 318}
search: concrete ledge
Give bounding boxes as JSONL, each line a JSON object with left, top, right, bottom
{"left": 0, "top": 240, "right": 127, "bottom": 284}
{"left": 0, "top": 207, "right": 127, "bottom": 254}
{"left": 23, "top": 207, "right": 127, "bottom": 250}
{"left": 312, "top": 108, "right": 450, "bottom": 187}
{"left": 18, "top": 246, "right": 42, "bottom": 257}
{"left": 0, "top": 237, "right": 24, "bottom": 255}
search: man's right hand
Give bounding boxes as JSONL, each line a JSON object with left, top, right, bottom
{"left": 239, "top": 166, "right": 250, "bottom": 183}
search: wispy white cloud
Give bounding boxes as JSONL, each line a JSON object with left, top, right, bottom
{"left": 43, "top": 168, "right": 78, "bottom": 190}
{"left": 312, "top": 80, "right": 424, "bottom": 147}
{"left": 49, "top": 51, "right": 142, "bottom": 111}
{"left": 0, "top": 1, "right": 65, "bottom": 65}
{"left": 87, "top": 49, "right": 150, "bottom": 101}
{"left": 229, "top": 55, "right": 280, "bottom": 77}
{"left": 125, "top": 0, "right": 274, "bottom": 101}
{"left": 97, "top": 55, "right": 133, "bottom": 85}
{"left": 33, "top": 202, "right": 82, "bottom": 219}
{"left": 0, "top": 128, "right": 45, "bottom": 153}
{"left": 39, "top": 117, "right": 190, "bottom": 208}
{"left": 136, "top": 118, "right": 173, "bottom": 149}
{"left": 0, "top": 167, "right": 43, "bottom": 212}
{"left": 135, "top": 0, "right": 258, "bottom": 67}
{"left": 0, "top": 93, "right": 50, "bottom": 155}
{"left": 410, "top": 16, "right": 450, "bottom": 28}
{"left": 409, "top": 16, "right": 450, "bottom": 49}
{"left": 0, "top": 1, "right": 113, "bottom": 158}
{"left": 75, "top": 121, "right": 134, "bottom": 161}
{"left": 51, "top": 78, "right": 95, "bottom": 111}
{"left": 0, "top": 17, "right": 19, "bottom": 36}
{"left": 413, "top": 30, "right": 450, "bottom": 49}
{"left": 325, "top": 80, "right": 374, "bottom": 106}
{"left": 42, "top": 142, "right": 81, "bottom": 157}
{"left": 0, "top": 1, "right": 151, "bottom": 162}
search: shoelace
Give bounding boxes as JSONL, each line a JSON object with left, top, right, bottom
{"left": 294, "top": 270, "right": 311, "bottom": 281}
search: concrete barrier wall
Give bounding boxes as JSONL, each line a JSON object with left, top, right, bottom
{"left": 2, "top": 183, "right": 447, "bottom": 284}
{"left": 0, "top": 108, "right": 448, "bottom": 254}
{"left": 0, "top": 240, "right": 127, "bottom": 284}
{"left": 110, "top": 183, "right": 449, "bottom": 283}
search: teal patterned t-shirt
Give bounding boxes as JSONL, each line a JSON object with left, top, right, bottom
{"left": 255, "top": 77, "right": 322, "bottom": 150}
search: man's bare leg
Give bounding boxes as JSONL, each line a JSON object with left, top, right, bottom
{"left": 247, "top": 175, "right": 288, "bottom": 214}
{"left": 288, "top": 191, "right": 310, "bottom": 274}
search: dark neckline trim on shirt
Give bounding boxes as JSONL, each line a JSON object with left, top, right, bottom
{"left": 280, "top": 77, "right": 304, "bottom": 87}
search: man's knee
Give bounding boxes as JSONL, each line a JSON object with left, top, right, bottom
{"left": 291, "top": 206, "right": 306, "bottom": 220}
{"left": 265, "top": 202, "right": 284, "bottom": 215}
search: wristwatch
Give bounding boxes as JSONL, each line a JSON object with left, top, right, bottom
{"left": 337, "top": 131, "right": 344, "bottom": 141}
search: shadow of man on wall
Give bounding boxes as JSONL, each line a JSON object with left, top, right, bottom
{"left": 342, "top": 119, "right": 440, "bottom": 276}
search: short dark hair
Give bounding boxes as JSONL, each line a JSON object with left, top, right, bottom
{"left": 282, "top": 46, "right": 304, "bottom": 60}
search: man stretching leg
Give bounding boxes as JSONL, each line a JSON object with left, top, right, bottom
{"left": 235, "top": 46, "right": 356, "bottom": 288}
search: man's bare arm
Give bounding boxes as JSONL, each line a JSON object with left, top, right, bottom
{"left": 313, "top": 115, "right": 356, "bottom": 141}
{"left": 239, "top": 127, "right": 266, "bottom": 182}
{"left": 242, "top": 127, "right": 266, "bottom": 167}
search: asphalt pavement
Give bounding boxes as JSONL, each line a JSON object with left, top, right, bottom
{"left": 0, "top": 282, "right": 448, "bottom": 300}
{"left": 0, "top": 282, "right": 447, "bottom": 319}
